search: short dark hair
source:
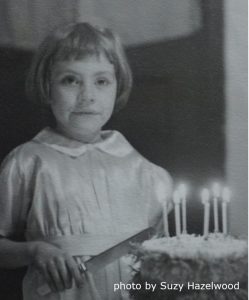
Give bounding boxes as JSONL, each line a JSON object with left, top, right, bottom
{"left": 26, "top": 22, "right": 132, "bottom": 113}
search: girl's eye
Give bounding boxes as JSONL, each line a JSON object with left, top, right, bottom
{"left": 61, "top": 75, "right": 80, "bottom": 86}
{"left": 96, "top": 78, "right": 110, "bottom": 86}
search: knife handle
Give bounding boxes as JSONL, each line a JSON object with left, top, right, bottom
{"left": 77, "top": 261, "right": 102, "bottom": 300}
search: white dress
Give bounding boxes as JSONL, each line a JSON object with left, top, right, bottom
{"left": 0, "top": 127, "right": 172, "bottom": 300}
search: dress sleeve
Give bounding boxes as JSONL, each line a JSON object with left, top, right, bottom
{"left": 0, "top": 150, "right": 30, "bottom": 238}
{"left": 147, "top": 163, "right": 173, "bottom": 229}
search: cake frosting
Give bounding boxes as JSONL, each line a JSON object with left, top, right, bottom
{"left": 130, "top": 234, "right": 248, "bottom": 300}
{"left": 141, "top": 234, "right": 247, "bottom": 260}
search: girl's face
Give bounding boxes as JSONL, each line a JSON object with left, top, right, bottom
{"left": 50, "top": 54, "right": 117, "bottom": 143}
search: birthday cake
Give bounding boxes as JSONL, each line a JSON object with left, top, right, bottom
{"left": 129, "top": 184, "right": 248, "bottom": 299}
{"left": 130, "top": 234, "right": 248, "bottom": 300}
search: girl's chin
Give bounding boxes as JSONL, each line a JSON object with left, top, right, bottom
{"left": 62, "top": 126, "right": 102, "bottom": 143}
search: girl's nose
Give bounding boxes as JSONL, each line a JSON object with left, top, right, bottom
{"left": 78, "top": 84, "right": 95, "bottom": 104}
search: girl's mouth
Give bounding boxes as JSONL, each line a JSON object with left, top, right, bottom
{"left": 73, "top": 111, "right": 98, "bottom": 115}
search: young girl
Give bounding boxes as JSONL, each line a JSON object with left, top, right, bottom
{"left": 0, "top": 22, "right": 172, "bottom": 300}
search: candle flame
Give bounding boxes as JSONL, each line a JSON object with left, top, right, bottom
{"left": 178, "top": 183, "right": 187, "bottom": 198}
{"left": 201, "top": 188, "right": 210, "bottom": 203}
{"left": 222, "top": 187, "right": 231, "bottom": 202}
{"left": 212, "top": 182, "right": 220, "bottom": 198}
{"left": 173, "top": 190, "right": 181, "bottom": 204}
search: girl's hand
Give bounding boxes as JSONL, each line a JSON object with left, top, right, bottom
{"left": 29, "top": 241, "right": 84, "bottom": 292}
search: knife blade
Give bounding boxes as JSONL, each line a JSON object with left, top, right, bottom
{"left": 37, "top": 227, "right": 154, "bottom": 296}
{"left": 83, "top": 227, "right": 154, "bottom": 273}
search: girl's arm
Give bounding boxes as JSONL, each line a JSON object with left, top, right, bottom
{"left": 0, "top": 237, "right": 84, "bottom": 292}
{"left": 0, "top": 153, "right": 84, "bottom": 292}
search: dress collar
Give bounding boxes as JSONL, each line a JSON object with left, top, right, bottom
{"left": 32, "top": 127, "right": 134, "bottom": 157}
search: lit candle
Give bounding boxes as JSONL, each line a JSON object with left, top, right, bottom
{"left": 173, "top": 190, "right": 181, "bottom": 238}
{"left": 212, "top": 183, "right": 220, "bottom": 233}
{"left": 222, "top": 187, "right": 231, "bottom": 235}
{"left": 201, "top": 188, "right": 210, "bottom": 238}
{"left": 179, "top": 184, "right": 187, "bottom": 234}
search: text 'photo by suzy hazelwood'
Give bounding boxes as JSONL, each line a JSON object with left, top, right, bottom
{"left": 0, "top": 1, "right": 247, "bottom": 300}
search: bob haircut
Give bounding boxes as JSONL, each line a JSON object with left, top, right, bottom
{"left": 26, "top": 22, "right": 133, "bottom": 113}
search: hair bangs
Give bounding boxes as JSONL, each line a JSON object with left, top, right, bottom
{"left": 52, "top": 26, "right": 115, "bottom": 65}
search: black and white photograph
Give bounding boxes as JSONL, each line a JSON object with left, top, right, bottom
{"left": 0, "top": 1, "right": 247, "bottom": 299}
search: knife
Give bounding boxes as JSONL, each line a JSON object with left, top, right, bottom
{"left": 37, "top": 227, "right": 154, "bottom": 296}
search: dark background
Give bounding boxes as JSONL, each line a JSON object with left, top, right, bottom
{"left": 0, "top": 1, "right": 224, "bottom": 299}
